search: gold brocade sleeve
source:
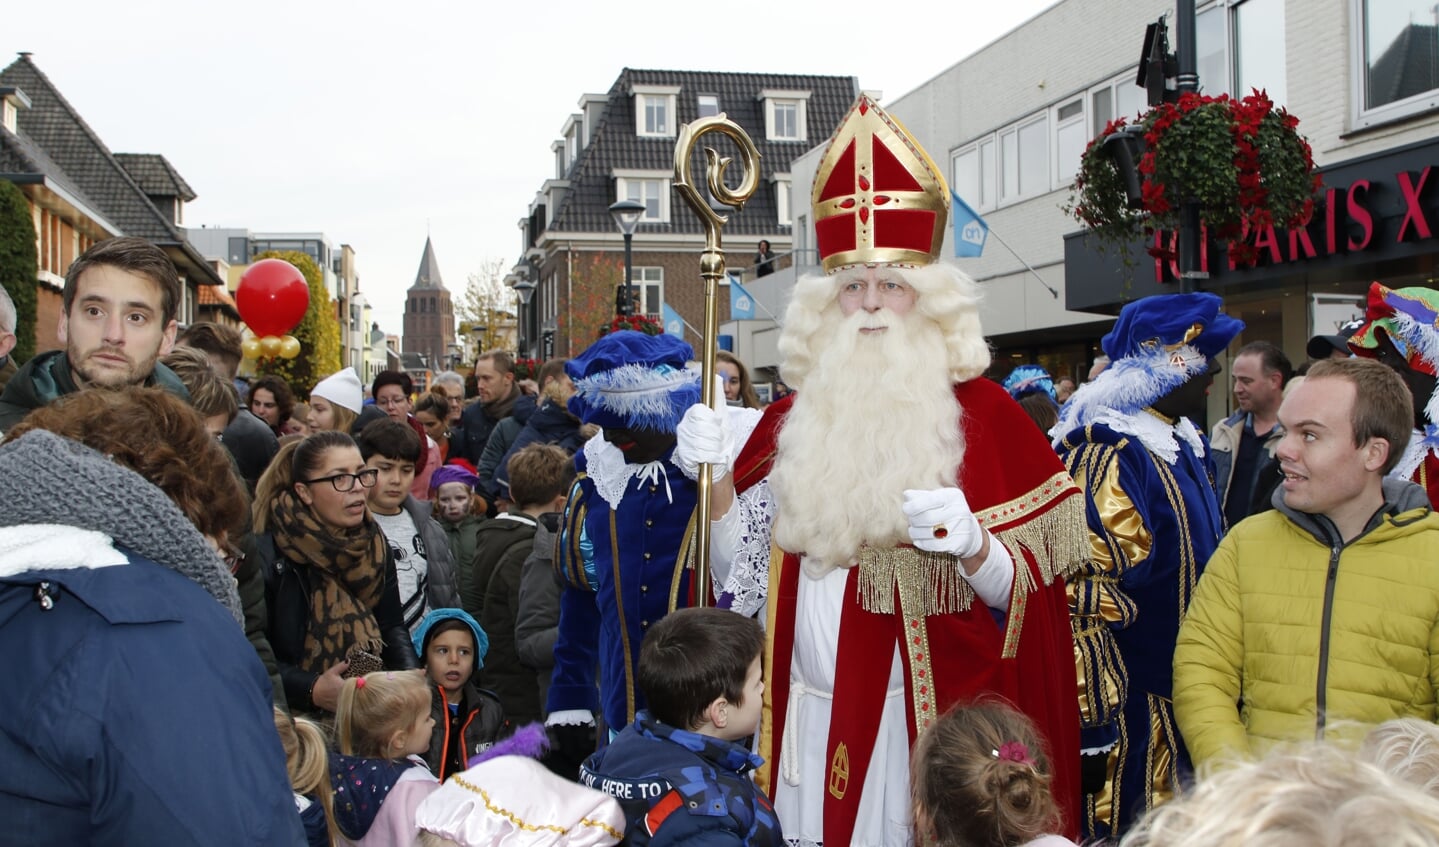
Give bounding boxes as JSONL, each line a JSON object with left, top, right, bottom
{"left": 1063, "top": 438, "right": 1153, "bottom": 730}
{"left": 555, "top": 474, "right": 592, "bottom": 590}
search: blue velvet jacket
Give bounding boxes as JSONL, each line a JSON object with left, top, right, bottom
{"left": 581, "top": 712, "right": 782, "bottom": 846}
{"left": 546, "top": 445, "right": 697, "bottom": 731}
{"left": 1056, "top": 418, "right": 1225, "bottom": 841}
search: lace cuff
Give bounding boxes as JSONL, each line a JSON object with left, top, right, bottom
{"left": 713, "top": 478, "right": 774, "bottom": 618}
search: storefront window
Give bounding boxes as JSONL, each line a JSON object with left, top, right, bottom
{"left": 1355, "top": 0, "right": 1439, "bottom": 127}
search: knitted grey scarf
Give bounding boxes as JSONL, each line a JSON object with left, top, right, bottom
{"left": 0, "top": 430, "right": 244, "bottom": 624}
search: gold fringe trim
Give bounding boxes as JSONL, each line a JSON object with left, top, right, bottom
{"left": 448, "top": 774, "right": 624, "bottom": 840}
{"left": 855, "top": 476, "right": 1087, "bottom": 617}
{"left": 991, "top": 489, "right": 1089, "bottom": 586}
{"left": 857, "top": 546, "right": 974, "bottom": 615}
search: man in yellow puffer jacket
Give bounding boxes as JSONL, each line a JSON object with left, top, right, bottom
{"left": 1175, "top": 357, "right": 1439, "bottom": 767}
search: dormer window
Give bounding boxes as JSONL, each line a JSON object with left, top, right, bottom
{"left": 562, "top": 112, "right": 583, "bottom": 169}
{"left": 614, "top": 169, "right": 672, "bottom": 223}
{"left": 772, "top": 172, "right": 793, "bottom": 226}
{"left": 759, "top": 89, "right": 811, "bottom": 141}
{"left": 631, "top": 84, "right": 681, "bottom": 138}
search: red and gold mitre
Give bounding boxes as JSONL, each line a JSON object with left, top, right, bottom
{"left": 812, "top": 94, "right": 949, "bottom": 274}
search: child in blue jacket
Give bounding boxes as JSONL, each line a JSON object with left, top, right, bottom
{"left": 580, "top": 607, "right": 782, "bottom": 846}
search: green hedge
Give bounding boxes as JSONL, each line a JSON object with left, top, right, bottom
{"left": 0, "top": 181, "right": 38, "bottom": 363}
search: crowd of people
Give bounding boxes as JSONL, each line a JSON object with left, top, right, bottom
{"left": 3, "top": 91, "right": 1439, "bottom": 847}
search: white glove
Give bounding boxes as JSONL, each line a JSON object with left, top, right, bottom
{"left": 902, "top": 487, "right": 987, "bottom": 559}
{"left": 674, "top": 402, "right": 732, "bottom": 481}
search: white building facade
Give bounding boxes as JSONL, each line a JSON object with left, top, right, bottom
{"left": 775, "top": 0, "right": 1439, "bottom": 394}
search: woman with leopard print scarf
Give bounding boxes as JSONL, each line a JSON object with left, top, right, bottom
{"left": 252, "top": 430, "right": 419, "bottom": 714}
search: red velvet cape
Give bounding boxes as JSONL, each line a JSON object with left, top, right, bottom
{"left": 733, "top": 378, "right": 1083, "bottom": 843}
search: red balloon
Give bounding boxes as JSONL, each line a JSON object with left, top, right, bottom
{"left": 236, "top": 259, "right": 310, "bottom": 338}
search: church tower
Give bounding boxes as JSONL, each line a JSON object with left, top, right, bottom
{"left": 402, "top": 236, "right": 455, "bottom": 370}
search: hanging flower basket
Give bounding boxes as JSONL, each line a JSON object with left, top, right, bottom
{"left": 1067, "top": 90, "right": 1321, "bottom": 265}
{"left": 513, "top": 357, "right": 541, "bottom": 380}
{"left": 598, "top": 313, "right": 664, "bottom": 338}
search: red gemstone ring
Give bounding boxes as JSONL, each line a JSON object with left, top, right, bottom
{"left": 932, "top": 525, "right": 949, "bottom": 540}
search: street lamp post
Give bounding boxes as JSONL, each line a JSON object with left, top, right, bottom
{"left": 513, "top": 276, "right": 536, "bottom": 360}
{"left": 609, "top": 199, "right": 645, "bottom": 317}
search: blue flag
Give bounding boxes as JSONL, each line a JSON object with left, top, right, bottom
{"left": 661, "top": 302, "right": 685, "bottom": 337}
{"left": 951, "top": 191, "right": 989, "bottom": 258}
{"left": 729, "top": 278, "right": 757, "bottom": 320}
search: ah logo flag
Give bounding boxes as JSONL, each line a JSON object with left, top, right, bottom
{"left": 730, "top": 278, "right": 757, "bottom": 320}
{"left": 661, "top": 302, "right": 685, "bottom": 338}
{"left": 951, "top": 191, "right": 989, "bottom": 258}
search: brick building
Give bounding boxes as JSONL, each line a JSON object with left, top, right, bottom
{"left": 403, "top": 236, "right": 454, "bottom": 371}
{"left": 511, "top": 68, "right": 857, "bottom": 359}
{"left": 0, "top": 53, "right": 227, "bottom": 353}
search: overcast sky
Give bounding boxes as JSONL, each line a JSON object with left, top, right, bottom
{"left": 5, "top": 0, "right": 1059, "bottom": 333}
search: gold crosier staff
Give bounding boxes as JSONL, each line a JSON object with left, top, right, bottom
{"left": 672, "top": 115, "right": 761, "bottom": 608}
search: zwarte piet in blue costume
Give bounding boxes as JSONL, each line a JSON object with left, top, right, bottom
{"left": 548, "top": 331, "right": 702, "bottom": 737}
{"left": 1051, "top": 292, "right": 1242, "bottom": 841}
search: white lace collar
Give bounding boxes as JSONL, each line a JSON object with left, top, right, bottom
{"left": 1091, "top": 408, "right": 1205, "bottom": 465}
{"left": 583, "top": 434, "right": 675, "bottom": 510}
{"left": 1391, "top": 427, "right": 1439, "bottom": 481}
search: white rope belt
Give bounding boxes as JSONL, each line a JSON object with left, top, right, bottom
{"left": 779, "top": 681, "right": 905, "bottom": 787}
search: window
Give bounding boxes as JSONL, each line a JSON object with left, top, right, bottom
{"left": 999, "top": 116, "right": 1048, "bottom": 202}
{"left": 1090, "top": 73, "right": 1147, "bottom": 133}
{"left": 774, "top": 173, "right": 793, "bottom": 226}
{"left": 1196, "top": 4, "right": 1230, "bottom": 96}
{"left": 565, "top": 127, "right": 579, "bottom": 168}
{"left": 615, "top": 170, "right": 672, "bottom": 223}
{"left": 760, "top": 90, "right": 811, "bottom": 141}
{"left": 1194, "top": 1, "right": 1287, "bottom": 106}
{"left": 698, "top": 94, "right": 720, "bottom": 118}
{"left": 1353, "top": 0, "right": 1439, "bottom": 128}
{"left": 1235, "top": 0, "right": 1286, "bottom": 106}
{"left": 640, "top": 95, "right": 670, "bottom": 135}
{"left": 951, "top": 137, "right": 996, "bottom": 212}
{"left": 773, "top": 101, "right": 799, "bottom": 138}
{"left": 633, "top": 267, "right": 664, "bottom": 318}
{"left": 1053, "top": 97, "right": 1087, "bottom": 190}
{"left": 630, "top": 84, "right": 680, "bottom": 138}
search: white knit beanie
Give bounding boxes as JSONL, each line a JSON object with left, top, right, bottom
{"left": 311, "top": 367, "right": 363, "bottom": 412}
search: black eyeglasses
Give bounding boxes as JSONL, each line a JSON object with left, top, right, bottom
{"left": 222, "top": 545, "right": 245, "bottom": 574}
{"left": 301, "top": 468, "right": 380, "bottom": 492}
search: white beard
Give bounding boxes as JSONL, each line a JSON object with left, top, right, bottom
{"left": 769, "top": 307, "right": 964, "bottom": 572}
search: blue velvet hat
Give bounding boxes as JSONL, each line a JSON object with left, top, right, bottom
{"left": 1053, "top": 293, "right": 1243, "bottom": 440}
{"left": 566, "top": 331, "right": 701, "bottom": 432}
{"left": 1101, "top": 292, "right": 1244, "bottom": 361}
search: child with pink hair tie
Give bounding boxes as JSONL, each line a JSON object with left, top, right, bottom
{"left": 911, "top": 700, "right": 1078, "bottom": 847}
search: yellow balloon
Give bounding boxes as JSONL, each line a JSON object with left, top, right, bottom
{"left": 259, "top": 335, "right": 283, "bottom": 358}
{"left": 241, "top": 337, "right": 262, "bottom": 359}
{"left": 279, "top": 335, "right": 302, "bottom": 359}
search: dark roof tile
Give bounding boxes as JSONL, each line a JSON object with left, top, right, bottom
{"left": 114, "top": 152, "right": 197, "bottom": 202}
{"left": 0, "top": 125, "right": 109, "bottom": 216}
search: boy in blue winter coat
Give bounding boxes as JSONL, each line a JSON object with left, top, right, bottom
{"left": 581, "top": 607, "right": 782, "bottom": 846}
